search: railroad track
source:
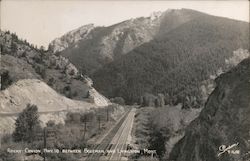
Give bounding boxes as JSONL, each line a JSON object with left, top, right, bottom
{"left": 85, "top": 108, "right": 134, "bottom": 161}
{"left": 106, "top": 108, "right": 136, "bottom": 161}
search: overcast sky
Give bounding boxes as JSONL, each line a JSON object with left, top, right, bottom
{"left": 1, "top": 0, "right": 249, "bottom": 47}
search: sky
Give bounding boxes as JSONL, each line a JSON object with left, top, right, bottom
{"left": 1, "top": 0, "right": 249, "bottom": 48}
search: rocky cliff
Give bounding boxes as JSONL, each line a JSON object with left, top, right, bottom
{"left": 49, "top": 24, "right": 95, "bottom": 52}
{"left": 169, "top": 57, "right": 250, "bottom": 161}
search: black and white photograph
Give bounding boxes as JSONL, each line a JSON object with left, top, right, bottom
{"left": 0, "top": 0, "right": 249, "bottom": 161}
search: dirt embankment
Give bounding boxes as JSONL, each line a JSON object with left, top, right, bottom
{"left": 0, "top": 79, "right": 105, "bottom": 133}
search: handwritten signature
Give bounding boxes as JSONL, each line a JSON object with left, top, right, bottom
{"left": 217, "top": 142, "right": 240, "bottom": 157}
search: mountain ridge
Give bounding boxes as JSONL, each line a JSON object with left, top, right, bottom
{"left": 49, "top": 23, "right": 95, "bottom": 53}
{"left": 50, "top": 9, "right": 208, "bottom": 74}
{"left": 91, "top": 14, "right": 249, "bottom": 104}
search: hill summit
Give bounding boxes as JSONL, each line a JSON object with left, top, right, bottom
{"left": 50, "top": 9, "right": 206, "bottom": 74}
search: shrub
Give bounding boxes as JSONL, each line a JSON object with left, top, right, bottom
{"left": 72, "top": 91, "right": 78, "bottom": 97}
{"left": 47, "top": 77, "right": 55, "bottom": 86}
{"left": 0, "top": 143, "right": 23, "bottom": 161}
{"left": 34, "top": 64, "right": 46, "bottom": 79}
{"left": 20, "top": 51, "right": 27, "bottom": 57}
{"left": 155, "top": 93, "right": 165, "bottom": 107}
{"left": 148, "top": 127, "right": 169, "bottom": 159}
{"left": 33, "top": 54, "right": 42, "bottom": 64}
{"left": 65, "top": 113, "right": 81, "bottom": 124}
{"left": 110, "top": 97, "right": 125, "bottom": 105}
{"left": 46, "top": 120, "right": 56, "bottom": 127}
{"left": 141, "top": 93, "right": 156, "bottom": 107}
{"left": 63, "top": 86, "right": 73, "bottom": 98}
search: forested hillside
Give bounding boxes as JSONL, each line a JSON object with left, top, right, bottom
{"left": 0, "top": 31, "right": 109, "bottom": 105}
{"left": 92, "top": 15, "right": 249, "bottom": 105}
{"left": 51, "top": 9, "right": 206, "bottom": 74}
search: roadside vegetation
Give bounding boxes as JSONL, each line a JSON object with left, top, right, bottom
{"left": 131, "top": 105, "right": 201, "bottom": 161}
{"left": 0, "top": 103, "right": 125, "bottom": 161}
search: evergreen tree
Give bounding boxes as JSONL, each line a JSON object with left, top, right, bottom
{"left": 13, "top": 104, "right": 41, "bottom": 142}
{"left": 0, "top": 69, "right": 12, "bottom": 90}
{"left": 10, "top": 41, "right": 17, "bottom": 52}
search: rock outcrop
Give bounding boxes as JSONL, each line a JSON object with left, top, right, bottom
{"left": 88, "top": 88, "right": 111, "bottom": 107}
{"left": 169, "top": 57, "right": 250, "bottom": 161}
{"left": 49, "top": 24, "right": 95, "bottom": 52}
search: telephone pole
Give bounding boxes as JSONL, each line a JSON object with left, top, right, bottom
{"left": 43, "top": 127, "right": 47, "bottom": 161}
{"left": 84, "top": 120, "right": 87, "bottom": 139}
{"left": 0, "top": 132, "right": 1, "bottom": 149}
{"left": 106, "top": 108, "right": 109, "bottom": 122}
{"left": 97, "top": 115, "right": 101, "bottom": 130}
{"left": 0, "top": 130, "right": 6, "bottom": 149}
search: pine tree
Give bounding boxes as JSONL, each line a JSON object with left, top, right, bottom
{"left": 10, "top": 41, "right": 17, "bottom": 52}
{"left": 12, "top": 104, "right": 41, "bottom": 142}
{"left": 0, "top": 69, "right": 12, "bottom": 90}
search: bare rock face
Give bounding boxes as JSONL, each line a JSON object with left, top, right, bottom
{"left": 49, "top": 24, "right": 95, "bottom": 52}
{"left": 169, "top": 57, "right": 250, "bottom": 161}
{"left": 87, "top": 88, "right": 111, "bottom": 107}
{"left": 81, "top": 76, "right": 110, "bottom": 106}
